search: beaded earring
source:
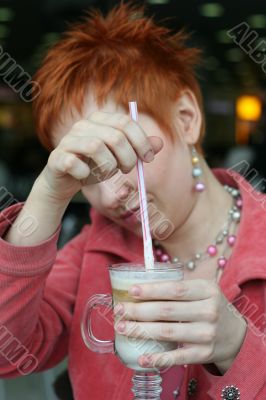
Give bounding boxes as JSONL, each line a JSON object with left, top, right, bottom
{"left": 191, "top": 146, "right": 205, "bottom": 192}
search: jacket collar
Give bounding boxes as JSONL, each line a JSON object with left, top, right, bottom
{"left": 214, "top": 168, "right": 266, "bottom": 292}
{"left": 84, "top": 168, "right": 266, "bottom": 290}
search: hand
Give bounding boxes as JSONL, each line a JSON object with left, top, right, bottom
{"left": 39, "top": 111, "right": 163, "bottom": 202}
{"left": 114, "top": 279, "right": 247, "bottom": 373}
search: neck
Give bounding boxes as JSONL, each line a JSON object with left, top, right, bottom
{"left": 158, "top": 164, "right": 233, "bottom": 262}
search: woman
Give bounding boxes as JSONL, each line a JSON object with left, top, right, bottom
{"left": 0, "top": 4, "right": 265, "bottom": 399}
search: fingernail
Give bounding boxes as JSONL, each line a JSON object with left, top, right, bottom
{"left": 114, "top": 303, "right": 124, "bottom": 315}
{"left": 140, "top": 355, "right": 153, "bottom": 367}
{"left": 144, "top": 149, "right": 154, "bottom": 162}
{"left": 129, "top": 286, "right": 141, "bottom": 297}
{"left": 115, "top": 322, "right": 126, "bottom": 333}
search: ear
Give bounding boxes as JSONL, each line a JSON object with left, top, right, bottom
{"left": 175, "top": 89, "right": 202, "bottom": 145}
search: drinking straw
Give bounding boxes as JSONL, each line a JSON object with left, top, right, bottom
{"left": 129, "top": 101, "right": 155, "bottom": 270}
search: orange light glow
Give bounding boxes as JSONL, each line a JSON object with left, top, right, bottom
{"left": 236, "top": 95, "right": 262, "bottom": 121}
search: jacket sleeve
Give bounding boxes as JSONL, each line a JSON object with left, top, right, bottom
{"left": 202, "top": 279, "right": 266, "bottom": 399}
{"left": 0, "top": 202, "right": 90, "bottom": 377}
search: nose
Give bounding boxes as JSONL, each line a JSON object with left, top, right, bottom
{"left": 100, "top": 173, "right": 136, "bottom": 210}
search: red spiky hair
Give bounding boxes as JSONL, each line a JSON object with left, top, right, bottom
{"left": 33, "top": 2, "right": 205, "bottom": 151}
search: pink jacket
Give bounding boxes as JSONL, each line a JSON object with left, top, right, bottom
{"left": 0, "top": 168, "right": 265, "bottom": 399}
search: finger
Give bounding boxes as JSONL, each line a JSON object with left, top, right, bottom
{"left": 114, "top": 321, "right": 216, "bottom": 344}
{"left": 100, "top": 129, "right": 139, "bottom": 173}
{"left": 115, "top": 298, "right": 218, "bottom": 323}
{"left": 59, "top": 135, "right": 119, "bottom": 179}
{"left": 90, "top": 111, "right": 158, "bottom": 162}
{"left": 52, "top": 150, "right": 91, "bottom": 180}
{"left": 128, "top": 279, "right": 218, "bottom": 301}
{"left": 138, "top": 343, "right": 212, "bottom": 369}
{"left": 67, "top": 126, "right": 138, "bottom": 174}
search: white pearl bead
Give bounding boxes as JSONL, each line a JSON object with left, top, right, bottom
{"left": 233, "top": 211, "right": 240, "bottom": 221}
{"left": 187, "top": 261, "right": 195, "bottom": 270}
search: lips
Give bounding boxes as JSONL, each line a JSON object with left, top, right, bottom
{"left": 119, "top": 206, "right": 140, "bottom": 219}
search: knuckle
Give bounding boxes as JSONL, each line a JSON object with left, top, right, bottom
{"left": 88, "top": 138, "right": 103, "bottom": 154}
{"left": 64, "top": 154, "right": 76, "bottom": 171}
{"left": 159, "top": 304, "right": 174, "bottom": 320}
{"left": 173, "top": 282, "right": 187, "bottom": 299}
{"left": 201, "top": 325, "right": 216, "bottom": 343}
{"left": 117, "top": 114, "right": 131, "bottom": 129}
{"left": 204, "top": 305, "right": 219, "bottom": 322}
{"left": 159, "top": 324, "right": 174, "bottom": 340}
{"left": 110, "top": 131, "right": 126, "bottom": 147}
{"left": 72, "top": 119, "right": 89, "bottom": 131}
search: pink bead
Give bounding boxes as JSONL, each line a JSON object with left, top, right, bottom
{"left": 227, "top": 235, "right": 236, "bottom": 246}
{"left": 236, "top": 198, "right": 243, "bottom": 208}
{"left": 161, "top": 254, "right": 170, "bottom": 262}
{"left": 195, "top": 182, "right": 205, "bottom": 192}
{"left": 207, "top": 245, "right": 217, "bottom": 256}
{"left": 155, "top": 248, "right": 163, "bottom": 256}
{"left": 217, "top": 256, "right": 227, "bottom": 268}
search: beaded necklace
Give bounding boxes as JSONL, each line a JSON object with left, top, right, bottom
{"left": 153, "top": 185, "right": 242, "bottom": 278}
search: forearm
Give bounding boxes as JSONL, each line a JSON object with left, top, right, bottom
{"left": 3, "top": 177, "right": 70, "bottom": 246}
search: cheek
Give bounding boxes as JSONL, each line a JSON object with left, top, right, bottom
{"left": 81, "top": 186, "right": 101, "bottom": 210}
{"left": 145, "top": 141, "right": 191, "bottom": 191}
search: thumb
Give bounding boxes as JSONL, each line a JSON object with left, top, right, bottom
{"left": 148, "top": 136, "right": 164, "bottom": 155}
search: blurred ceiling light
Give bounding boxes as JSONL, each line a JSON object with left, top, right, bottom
{"left": 0, "top": 24, "right": 9, "bottom": 38}
{"left": 236, "top": 95, "right": 262, "bottom": 121}
{"left": 248, "top": 14, "right": 266, "bottom": 29}
{"left": 226, "top": 48, "right": 244, "bottom": 62}
{"left": 204, "top": 56, "right": 220, "bottom": 70}
{"left": 199, "top": 3, "right": 224, "bottom": 17}
{"left": 147, "top": 0, "right": 169, "bottom": 4}
{"left": 0, "top": 7, "right": 14, "bottom": 22}
{"left": 216, "top": 29, "right": 232, "bottom": 44}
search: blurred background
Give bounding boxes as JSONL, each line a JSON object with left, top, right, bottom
{"left": 0, "top": 0, "right": 266, "bottom": 398}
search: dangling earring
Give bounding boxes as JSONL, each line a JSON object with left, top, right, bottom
{"left": 191, "top": 146, "right": 205, "bottom": 193}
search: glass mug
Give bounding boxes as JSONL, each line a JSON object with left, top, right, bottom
{"left": 81, "top": 262, "right": 184, "bottom": 372}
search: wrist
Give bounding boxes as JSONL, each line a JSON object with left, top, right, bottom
{"left": 215, "top": 317, "right": 248, "bottom": 374}
{"left": 32, "top": 173, "right": 71, "bottom": 209}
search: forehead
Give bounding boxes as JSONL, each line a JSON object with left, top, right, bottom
{"left": 51, "top": 91, "right": 170, "bottom": 148}
{"left": 51, "top": 92, "right": 125, "bottom": 146}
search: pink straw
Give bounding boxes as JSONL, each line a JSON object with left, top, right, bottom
{"left": 129, "top": 101, "right": 155, "bottom": 270}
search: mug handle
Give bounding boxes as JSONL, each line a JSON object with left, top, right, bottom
{"left": 81, "top": 294, "right": 114, "bottom": 354}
